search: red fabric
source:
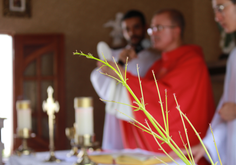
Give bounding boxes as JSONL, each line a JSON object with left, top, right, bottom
{"left": 120, "top": 45, "right": 214, "bottom": 165}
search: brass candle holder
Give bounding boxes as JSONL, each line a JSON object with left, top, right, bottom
{"left": 15, "top": 128, "right": 34, "bottom": 156}
{"left": 74, "top": 134, "right": 97, "bottom": 165}
{"left": 72, "top": 97, "right": 99, "bottom": 165}
{"left": 65, "top": 124, "right": 79, "bottom": 157}
{"left": 15, "top": 100, "right": 34, "bottom": 156}
{"left": 42, "top": 86, "right": 60, "bottom": 162}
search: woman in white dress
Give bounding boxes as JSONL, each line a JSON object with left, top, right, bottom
{"left": 189, "top": 0, "right": 236, "bottom": 164}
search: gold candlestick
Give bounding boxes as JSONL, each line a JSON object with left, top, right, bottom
{"left": 42, "top": 86, "right": 60, "bottom": 162}
{"left": 74, "top": 134, "right": 97, "bottom": 165}
{"left": 15, "top": 100, "right": 34, "bottom": 156}
{"left": 15, "top": 128, "right": 34, "bottom": 156}
{"left": 65, "top": 124, "right": 79, "bottom": 157}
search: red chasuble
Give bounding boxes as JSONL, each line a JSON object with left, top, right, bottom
{"left": 120, "top": 45, "right": 215, "bottom": 164}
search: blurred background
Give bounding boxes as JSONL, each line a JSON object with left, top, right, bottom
{"left": 0, "top": 0, "right": 228, "bottom": 156}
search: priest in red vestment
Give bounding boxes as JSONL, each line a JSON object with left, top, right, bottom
{"left": 98, "top": 9, "right": 215, "bottom": 165}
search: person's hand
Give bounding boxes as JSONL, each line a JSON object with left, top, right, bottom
{"left": 168, "top": 143, "right": 206, "bottom": 163}
{"left": 97, "top": 61, "right": 125, "bottom": 79}
{"left": 218, "top": 102, "right": 236, "bottom": 121}
{"left": 118, "top": 48, "right": 137, "bottom": 64}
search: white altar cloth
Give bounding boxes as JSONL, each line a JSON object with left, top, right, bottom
{"left": 6, "top": 150, "right": 76, "bottom": 165}
{"left": 6, "top": 149, "right": 186, "bottom": 165}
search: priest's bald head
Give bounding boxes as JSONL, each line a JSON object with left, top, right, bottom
{"left": 147, "top": 9, "right": 185, "bottom": 53}
{"left": 212, "top": 0, "right": 236, "bottom": 33}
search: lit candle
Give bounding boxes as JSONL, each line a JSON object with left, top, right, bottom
{"left": 16, "top": 100, "right": 32, "bottom": 130}
{"left": 74, "top": 97, "right": 94, "bottom": 135}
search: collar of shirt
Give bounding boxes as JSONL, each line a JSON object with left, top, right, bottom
{"left": 161, "top": 44, "right": 202, "bottom": 67}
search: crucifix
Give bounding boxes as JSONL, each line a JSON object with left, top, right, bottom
{"left": 42, "top": 86, "right": 60, "bottom": 162}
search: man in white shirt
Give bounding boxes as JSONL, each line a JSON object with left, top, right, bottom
{"left": 91, "top": 10, "right": 159, "bottom": 150}
{"left": 187, "top": 0, "right": 236, "bottom": 164}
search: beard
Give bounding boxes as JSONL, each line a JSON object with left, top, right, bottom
{"left": 128, "top": 35, "right": 143, "bottom": 47}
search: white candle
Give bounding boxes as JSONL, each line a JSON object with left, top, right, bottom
{"left": 16, "top": 100, "right": 32, "bottom": 130}
{"left": 74, "top": 97, "right": 94, "bottom": 135}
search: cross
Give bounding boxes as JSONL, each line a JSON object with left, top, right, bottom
{"left": 43, "top": 86, "right": 59, "bottom": 116}
{"left": 42, "top": 86, "right": 60, "bottom": 161}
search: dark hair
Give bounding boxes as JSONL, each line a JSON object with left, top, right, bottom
{"left": 122, "top": 10, "right": 146, "bottom": 26}
{"left": 155, "top": 9, "right": 185, "bottom": 38}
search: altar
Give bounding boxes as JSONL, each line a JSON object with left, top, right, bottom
{"left": 8, "top": 89, "right": 188, "bottom": 165}
{"left": 5, "top": 149, "right": 186, "bottom": 165}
